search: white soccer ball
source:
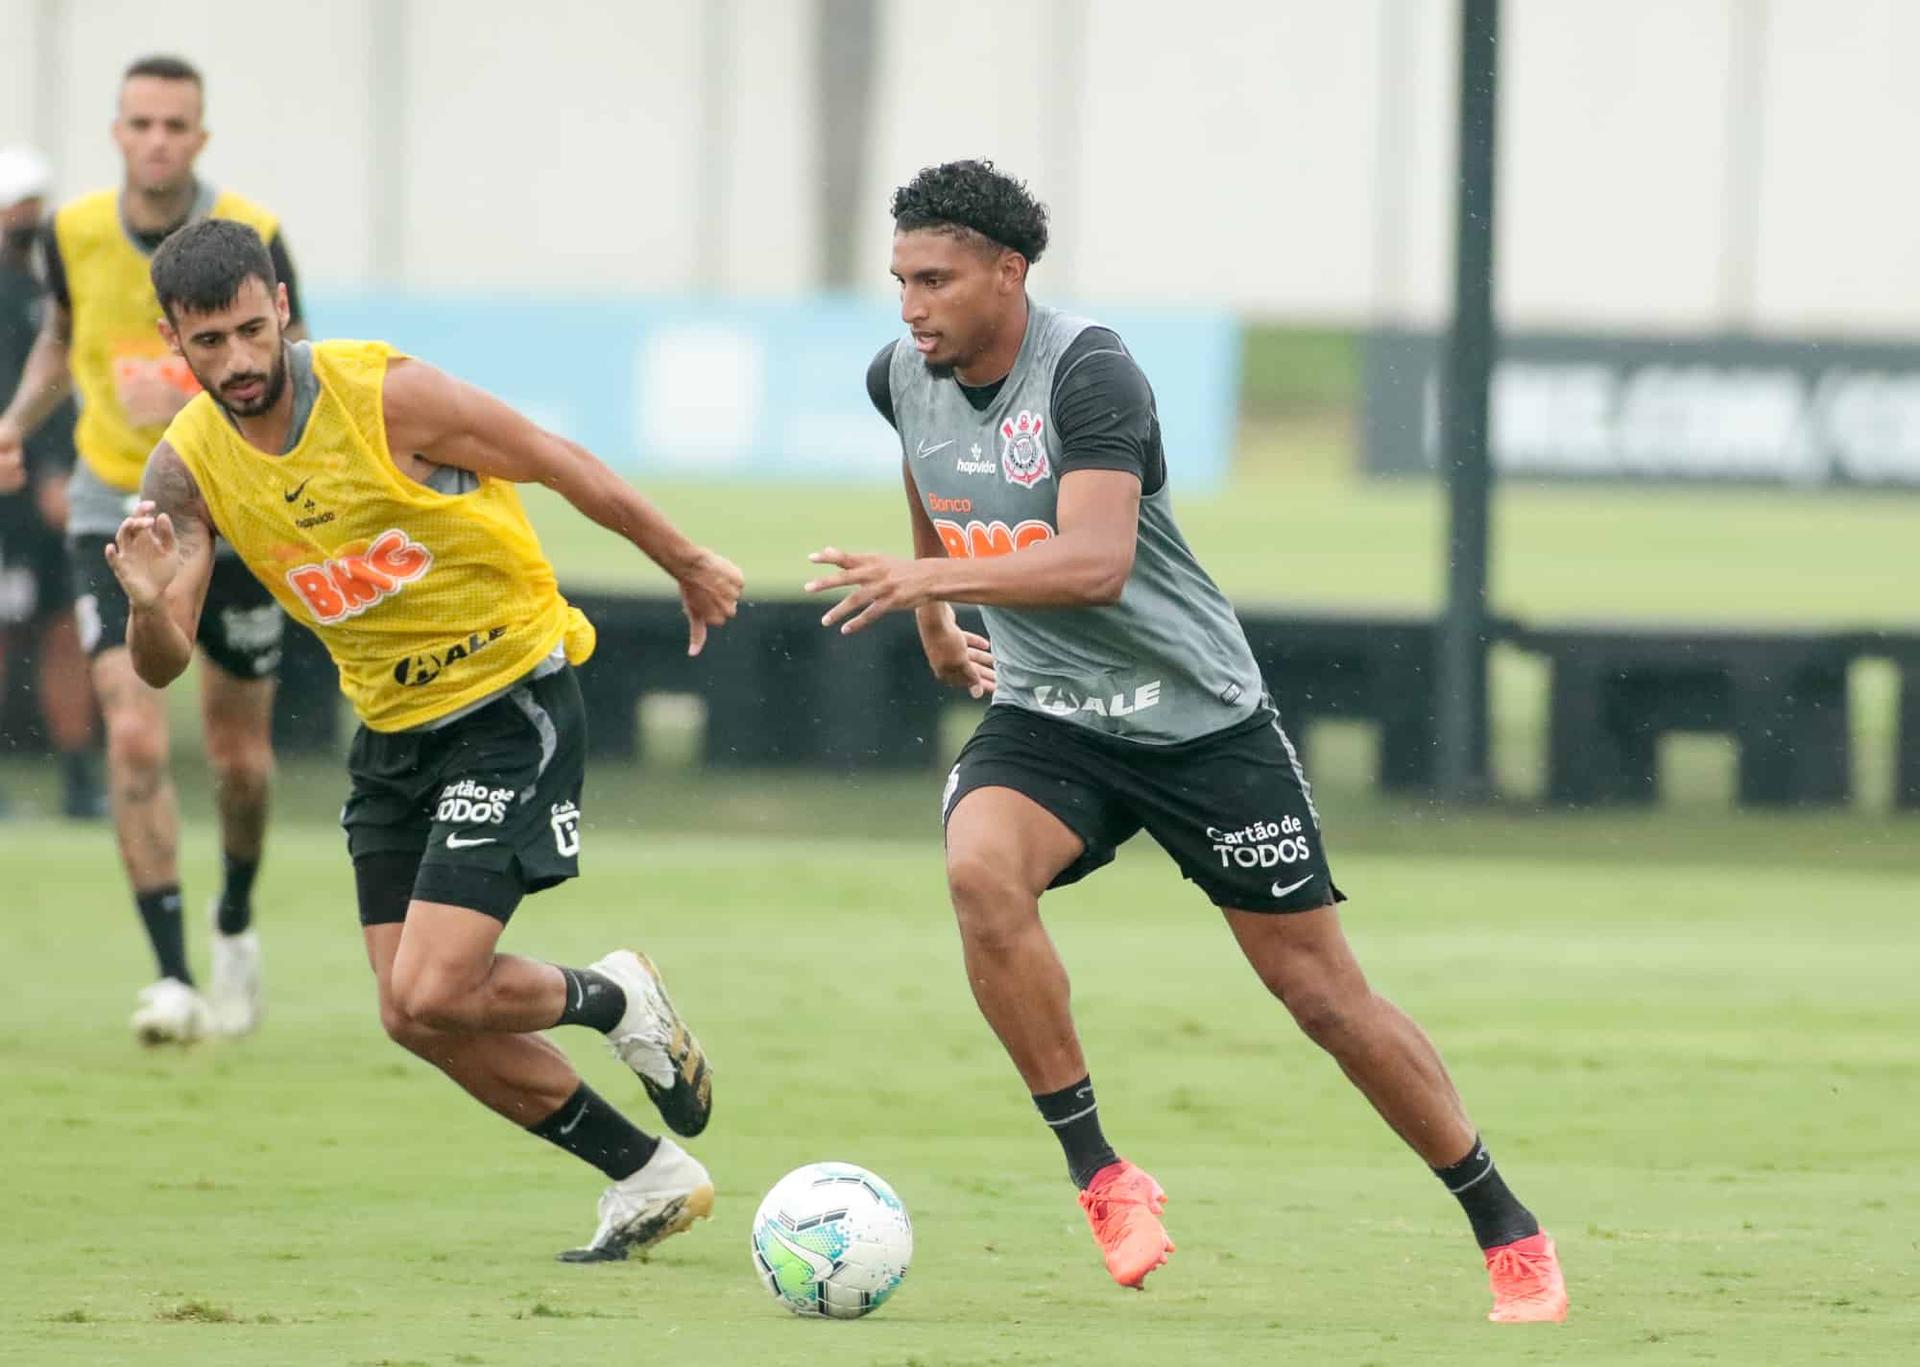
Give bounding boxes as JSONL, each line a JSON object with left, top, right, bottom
{"left": 750, "top": 1162, "right": 913, "bottom": 1320}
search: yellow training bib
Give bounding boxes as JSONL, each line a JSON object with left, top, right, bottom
{"left": 54, "top": 186, "right": 281, "bottom": 491}
{"left": 164, "top": 339, "right": 595, "bottom": 731}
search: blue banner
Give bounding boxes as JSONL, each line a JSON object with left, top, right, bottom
{"left": 306, "top": 294, "right": 1240, "bottom": 493}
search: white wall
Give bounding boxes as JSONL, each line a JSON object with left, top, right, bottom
{"left": 3, "top": 0, "right": 1917, "bottom": 333}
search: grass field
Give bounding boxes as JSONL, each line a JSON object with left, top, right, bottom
{"left": 530, "top": 416, "right": 1920, "bottom": 630}
{"left": 3, "top": 343, "right": 1915, "bottom": 1364}
{"left": 2, "top": 778, "right": 1917, "bottom": 1365}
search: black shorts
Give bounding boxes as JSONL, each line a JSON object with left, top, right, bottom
{"left": 72, "top": 540, "right": 284, "bottom": 678}
{"left": 943, "top": 701, "right": 1345, "bottom": 913}
{"left": 0, "top": 520, "right": 74, "bottom": 625}
{"left": 342, "top": 665, "right": 587, "bottom": 924}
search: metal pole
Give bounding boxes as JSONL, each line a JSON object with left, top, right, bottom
{"left": 694, "top": 0, "right": 735, "bottom": 292}
{"left": 1436, "top": 0, "right": 1499, "bottom": 801}
{"left": 367, "top": 0, "right": 410, "bottom": 286}
{"left": 815, "top": 0, "right": 879, "bottom": 290}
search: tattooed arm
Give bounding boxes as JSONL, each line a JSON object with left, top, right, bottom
{"left": 105, "top": 441, "right": 217, "bottom": 687}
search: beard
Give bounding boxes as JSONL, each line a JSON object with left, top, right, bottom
{"left": 210, "top": 346, "right": 289, "bottom": 419}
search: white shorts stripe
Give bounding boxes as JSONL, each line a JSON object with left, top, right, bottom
{"left": 1269, "top": 715, "right": 1322, "bottom": 828}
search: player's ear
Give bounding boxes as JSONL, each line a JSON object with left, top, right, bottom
{"left": 1001, "top": 250, "right": 1028, "bottom": 293}
{"left": 275, "top": 281, "right": 290, "bottom": 328}
{"left": 157, "top": 312, "right": 181, "bottom": 356}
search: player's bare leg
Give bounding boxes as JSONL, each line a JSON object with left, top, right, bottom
{"left": 944, "top": 785, "right": 1172, "bottom": 1288}
{"left": 367, "top": 910, "right": 714, "bottom": 1260}
{"left": 943, "top": 786, "right": 1087, "bottom": 1092}
{"left": 199, "top": 664, "right": 274, "bottom": 1034}
{"left": 93, "top": 646, "right": 178, "bottom": 890}
{"left": 1225, "top": 903, "right": 1567, "bottom": 1322}
{"left": 93, "top": 645, "right": 205, "bottom": 1042}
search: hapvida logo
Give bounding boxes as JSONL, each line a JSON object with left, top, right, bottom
{"left": 286, "top": 530, "right": 433, "bottom": 624}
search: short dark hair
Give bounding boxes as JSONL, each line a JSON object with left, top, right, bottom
{"left": 124, "top": 54, "right": 204, "bottom": 89}
{"left": 891, "top": 160, "right": 1049, "bottom": 263}
{"left": 151, "top": 219, "right": 277, "bottom": 319}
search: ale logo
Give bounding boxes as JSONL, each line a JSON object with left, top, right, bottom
{"left": 286, "top": 529, "right": 433, "bottom": 624}
{"left": 932, "top": 518, "right": 1054, "bottom": 560}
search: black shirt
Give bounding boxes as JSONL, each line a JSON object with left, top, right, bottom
{"left": 0, "top": 248, "right": 78, "bottom": 529}
{"left": 867, "top": 325, "right": 1167, "bottom": 496}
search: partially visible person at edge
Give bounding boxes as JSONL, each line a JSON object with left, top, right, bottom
{"left": 0, "top": 144, "right": 104, "bottom": 822}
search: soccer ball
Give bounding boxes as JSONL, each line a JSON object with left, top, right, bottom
{"left": 750, "top": 1162, "right": 913, "bottom": 1319}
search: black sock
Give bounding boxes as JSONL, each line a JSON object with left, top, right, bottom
{"left": 135, "top": 885, "right": 191, "bottom": 985}
{"left": 60, "top": 749, "right": 95, "bottom": 794}
{"left": 1434, "top": 1135, "right": 1540, "bottom": 1249}
{"left": 528, "top": 1082, "right": 659, "bottom": 1180}
{"left": 553, "top": 966, "right": 626, "bottom": 1032}
{"left": 1034, "top": 1075, "right": 1119, "bottom": 1189}
{"left": 216, "top": 854, "right": 260, "bottom": 936}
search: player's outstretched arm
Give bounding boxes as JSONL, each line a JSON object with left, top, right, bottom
{"left": 806, "top": 468, "right": 1140, "bottom": 635}
{"left": 381, "top": 356, "right": 744, "bottom": 655}
{"left": 106, "top": 442, "right": 216, "bottom": 687}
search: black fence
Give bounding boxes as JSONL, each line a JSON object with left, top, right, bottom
{"left": 5, "top": 597, "right": 1915, "bottom": 810}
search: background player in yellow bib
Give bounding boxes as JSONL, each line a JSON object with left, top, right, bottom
{"left": 0, "top": 56, "right": 305, "bottom": 1044}
{"left": 107, "top": 218, "right": 744, "bottom": 1262}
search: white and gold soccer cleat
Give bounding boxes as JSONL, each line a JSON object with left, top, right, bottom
{"left": 588, "top": 949, "right": 713, "bottom": 1137}
{"left": 557, "top": 1138, "right": 715, "bottom": 1263}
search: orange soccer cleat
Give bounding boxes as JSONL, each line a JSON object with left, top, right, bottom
{"left": 1484, "top": 1231, "right": 1568, "bottom": 1323}
{"left": 1077, "top": 1160, "right": 1174, "bottom": 1289}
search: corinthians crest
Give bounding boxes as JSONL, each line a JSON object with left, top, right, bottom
{"left": 999, "top": 409, "right": 1051, "bottom": 488}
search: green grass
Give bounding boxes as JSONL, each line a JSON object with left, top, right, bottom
{"left": 3, "top": 787, "right": 1917, "bottom": 1365}
{"left": 533, "top": 417, "right": 1918, "bottom": 629}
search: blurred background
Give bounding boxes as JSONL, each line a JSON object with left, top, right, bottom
{"left": 2, "top": 0, "right": 1916, "bottom": 834}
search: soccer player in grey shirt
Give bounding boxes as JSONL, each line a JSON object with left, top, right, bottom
{"left": 807, "top": 160, "right": 1566, "bottom": 1322}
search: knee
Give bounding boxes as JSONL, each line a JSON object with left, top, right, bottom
{"left": 379, "top": 999, "right": 441, "bottom": 1056}
{"left": 103, "top": 703, "right": 167, "bottom": 774}
{"left": 388, "top": 971, "right": 472, "bottom": 1035}
{"left": 946, "top": 852, "right": 1036, "bottom": 951}
{"left": 210, "top": 740, "right": 274, "bottom": 797}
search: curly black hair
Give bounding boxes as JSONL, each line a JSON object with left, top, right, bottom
{"left": 890, "top": 160, "right": 1049, "bottom": 263}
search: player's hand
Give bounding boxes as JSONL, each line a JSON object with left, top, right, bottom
{"left": 675, "top": 547, "right": 743, "bottom": 657}
{"left": 0, "top": 418, "right": 24, "bottom": 495}
{"left": 36, "top": 473, "right": 70, "bottom": 531}
{"left": 117, "top": 373, "right": 190, "bottom": 428}
{"left": 805, "top": 547, "right": 940, "bottom": 635}
{"left": 104, "top": 500, "right": 181, "bottom": 609}
{"left": 920, "top": 612, "right": 996, "bottom": 698}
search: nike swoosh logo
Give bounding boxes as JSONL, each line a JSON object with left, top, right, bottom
{"left": 282, "top": 476, "right": 312, "bottom": 503}
{"left": 445, "top": 832, "right": 497, "bottom": 849}
{"left": 557, "top": 1101, "right": 590, "bottom": 1136}
{"left": 916, "top": 439, "right": 954, "bottom": 459}
{"left": 1270, "top": 874, "right": 1315, "bottom": 898}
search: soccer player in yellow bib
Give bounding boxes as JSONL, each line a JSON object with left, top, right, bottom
{"left": 106, "top": 218, "right": 743, "bottom": 1262}
{"left": 0, "top": 57, "right": 304, "bottom": 1044}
